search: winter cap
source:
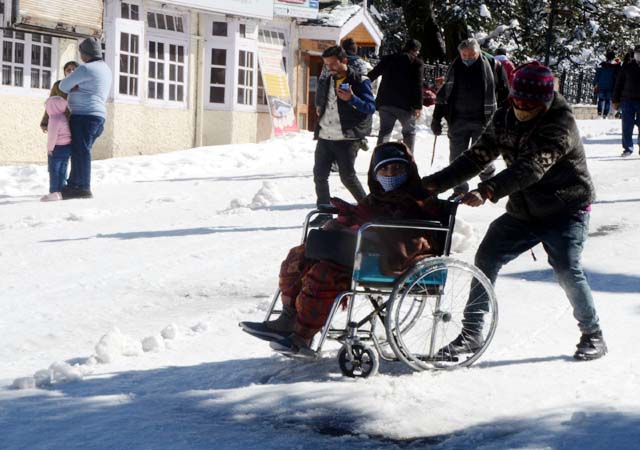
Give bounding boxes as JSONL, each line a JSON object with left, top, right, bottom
{"left": 79, "top": 37, "right": 102, "bottom": 59}
{"left": 509, "top": 61, "right": 555, "bottom": 110}
{"left": 373, "top": 143, "right": 409, "bottom": 173}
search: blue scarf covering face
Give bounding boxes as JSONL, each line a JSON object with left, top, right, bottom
{"left": 376, "top": 173, "right": 408, "bottom": 192}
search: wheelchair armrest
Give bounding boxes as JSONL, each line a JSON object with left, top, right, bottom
{"left": 360, "top": 218, "right": 448, "bottom": 230}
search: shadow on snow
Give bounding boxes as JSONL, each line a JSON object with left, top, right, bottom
{"left": 503, "top": 268, "right": 640, "bottom": 294}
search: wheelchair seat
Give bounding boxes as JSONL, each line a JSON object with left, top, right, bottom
{"left": 353, "top": 253, "right": 448, "bottom": 286}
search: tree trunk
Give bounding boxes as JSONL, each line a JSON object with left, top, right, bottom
{"left": 401, "top": 0, "right": 446, "bottom": 61}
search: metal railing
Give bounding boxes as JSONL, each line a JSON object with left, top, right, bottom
{"left": 557, "top": 68, "right": 597, "bottom": 105}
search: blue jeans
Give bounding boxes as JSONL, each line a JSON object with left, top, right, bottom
{"left": 621, "top": 100, "right": 640, "bottom": 153}
{"left": 48, "top": 144, "right": 72, "bottom": 193}
{"left": 465, "top": 211, "right": 600, "bottom": 334}
{"left": 68, "top": 115, "right": 105, "bottom": 190}
{"left": 597, "top": 89, "right": 612, "bottom": 117}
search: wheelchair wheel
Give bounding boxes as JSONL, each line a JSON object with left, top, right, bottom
{"left": 338, "top": 343, "right": 379, "bottom": 378}
{"left": 385, "top": 257, "right": 498, "bottom": 371}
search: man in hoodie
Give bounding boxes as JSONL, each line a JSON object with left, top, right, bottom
{"left": 422, "top": 62, "right": 607, "bottom": 362}
{"left": 367, "top": 39, "right": 424, "bottom": 152}
{"left": 431, "top": 38, "right": 509, "bottom": 198}
{"left": 59, "top": 37, "right": 112, "bottom": 199}
{"left": 593, "top": 50, "right": 621, "bottom": 119}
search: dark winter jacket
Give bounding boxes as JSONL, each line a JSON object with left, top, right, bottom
{"left": 314, "top": 65, "right": 375, "bottom": 140}
{"left": 432, "top": 53, "right": 509, "bottom": 126}
{"left": 613, "top": 60, "right": 640, "bottom": 103}
{"left": 422, "top": 93, "right": 595, "bottom": 221}
{"left": 327, "top": 143, "right": 448, "bottom": 274}
{"left": 593, "top": 61, "right": 621, "bottom": 92}
{"left": 367, "top": 52, "right": 425, "bottom": 111}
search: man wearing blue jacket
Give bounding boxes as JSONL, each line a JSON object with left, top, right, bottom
{"left": 593, "top": 50, "right": 621, "bottom": 119}
{"left": 59, "top": 37, "right": 112, "bottom": 199}
{"left": 312, "top": 45, "right": 376, "bottom": 225}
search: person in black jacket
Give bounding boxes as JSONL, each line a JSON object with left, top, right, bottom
{"left": 423, "top": 62, "right": 607, "bottom": 361}
{"left": 367, "top": 39, "right": 424, "bottom": 151}
{"left": 311, "top": 45, "right": 376, "bottom": 224}
{"left": 431, "top": 38, "right": 509, "bottom": 198}
{"left": 613, "top": 44, "right": 640, "bottom": 156}
{"left": 593, "top": 50, "right": 621, "bottom": 118}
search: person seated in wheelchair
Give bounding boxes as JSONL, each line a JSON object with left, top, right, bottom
{"left": 240, "top": 142, "right": 447, "bottom": 355}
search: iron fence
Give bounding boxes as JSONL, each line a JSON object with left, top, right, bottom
{"left": 557, "top": 68, "right": 597, "bottom": 105}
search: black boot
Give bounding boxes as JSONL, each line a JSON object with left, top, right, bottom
{"left": 574, "top": 329, "right": 607, "bottom": 361}
{"left": 437, "top": 330, "right": 484, "bottom": 357}
{"left": 239, "top": 306, "right": 296, "bottom": 341}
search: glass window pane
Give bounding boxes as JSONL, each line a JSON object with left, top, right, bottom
{"left": 149, "top": 41, "right": 156, "bottom": 59}
{"left": 131, "top": 5, "right": 139, "bottom": 20}
{"left": 131, "top": 56, "right": 138, "bottom": 74}
{"left": 120, "top": 33, "right": 129, "bottom": 52}
{"left": 176, "top": 17, "right": 184, "bottom": 33}
{"left": 131, "top": 35, "right": 139, "bottom": 53}
{"left": 157, "top": 62, "right": 164, "bottom": 77}
{"left": 148, "top": 81, "right": 156, "bottom": 99}
{"left": 147, "top": 12, "right": 156, "bottom": 28}
{"left": 149, "top": 61, "right": 155, "bottom": 78}
{"left": 43, "top": 35, "right": 52, "bottom": 44}
{"left": 2, "top": 65, "right": 11, "bottom": 85}
{"left": 169, "top": 84, "right": 175, "bottom": 101}
{"left": 14, "top": 67, "right": 23, "bottom": 86}
{"left": 15, "top": 43, "right": 24, "bottom": 64}
{"left": 4, "top": 30, "right": 13, "bottom": 38}
{"left": 43, "top": 47, "right": 51, "bottom": 67}
{"left": 157, "top": 14, "right": 166, "bottom": 30}
{"left": 210, "top": 86, "right": 224, "bottom": 103}
{"left": 157, "top": 42, "right": 164, "bottom": 56}
{"left": 130, "top": 77, "right": 138, "bottom": 95}
{"left": 31, "top": 45, "right": 41, "bottom": 66}
{"left": 42, "top": 70, "right": 51, "bottom": 89}
{"left": 211, "top": 67, "right": 225, "bottom": 84}
{"left": 120, "top": 55, "right": 128, "bottom": 73}
{"left": 177, "top": 85, "right": 184, "bottom": 101}
{"left": 32, "top": 33, "right": 41, "bottom": 43}
{"left": 169, "top": 44, "right": 176, "bottom": 62}
{"left": 177, "top": 66, "right": 184, "bottom": 82}
{"left": 239, "top": 50, "right": 245, "bottom": 66}
{"left": 15, "top": 32, "right": 25, "bottom": 40}
{"left": 166, "top": 16, "right": 175, "bottom": 31}
{"left": 31, "top": 68, "right": 40, "bottom": 88}
{"left": 211, "top": 48, "right": 226, "bottom": 65}
{"left": 169, "top": 65, "right": 175, "bottom": 81}
{"left": 157, "top": 82, "right": 164, "bottom": 99}
{"left": 3, "top": 42, "right": 12, "bottom": 62}
{"left": 119, "top": 76, "right": 127, "bottom": 94}
{"left": 177, "top": 45, "right": 184, "bottom": 63}
{"left": 212, "top": 22, "right": 227, "bottom": 36}
{"left": 121, "top": 3, "right": 129, "bottom": 19}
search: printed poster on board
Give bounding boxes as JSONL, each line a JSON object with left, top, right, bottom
{"left": 257, "top": 45, "right": 298, "bottom": 136}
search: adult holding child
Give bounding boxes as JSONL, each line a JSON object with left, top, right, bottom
{"left": 40, "top": 61, "right": 78, "bottom": 133}
{"left": 59, "top": 37, "right": 112, "bottom": 199}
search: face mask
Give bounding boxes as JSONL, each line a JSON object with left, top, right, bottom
{"left": 635, "top": 52, "right": 640, "bottom": 61}
{"left": 462, "top": 58, "right": 477, "bottom": 67}
{"left": 376, "top": 173, "right": 408, "bottom": 192}
{"left": 513, "top": 105, "right": 545, "bottom": 122}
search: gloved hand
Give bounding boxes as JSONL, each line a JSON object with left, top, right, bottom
{"left": 430, "top": 120, "right": 442, "bottom": 136}
{"left": 421, "top": 176, "right": 441, "bottom": 195}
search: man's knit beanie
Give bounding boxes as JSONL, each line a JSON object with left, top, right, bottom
{"left": 509, "top": 61, "right": 555, "bottom": 110}
{"left": 79, "top": 37, "right": 102, "bottom": 59}
{"left": 373, "top": 143, "right": 409, "bottom": 173}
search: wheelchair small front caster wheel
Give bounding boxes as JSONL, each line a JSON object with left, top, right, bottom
{"left": 338, "top": 343, "right": 379, "bottom": 378}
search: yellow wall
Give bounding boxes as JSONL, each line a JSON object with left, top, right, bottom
{"left": 201, "top": 110, "right": 273, "bottom": 146}
{"left": 0, "top": 94, "right": 50, "bottom": 163}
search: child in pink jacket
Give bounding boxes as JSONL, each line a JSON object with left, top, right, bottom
{"left": 41, "top": 96, "right": 72, "bottom": 202}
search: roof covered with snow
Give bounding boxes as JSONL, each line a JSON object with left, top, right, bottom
{"left": 300, "top": 3, "right": 361, "bottom": 27}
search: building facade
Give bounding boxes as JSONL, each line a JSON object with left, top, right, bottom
{"left": 0, "top": 0, "right": 380, "bottom": 164}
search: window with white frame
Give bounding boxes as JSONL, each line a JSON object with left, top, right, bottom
{"left": 1, "top": 30, "right": 54, "bottom": 90}
{"left": 118, "top": 32, "right": 139, "bottom": 96}
{"left": 257, "top": 68, "right": 267, "bottom": 106}
{"left": 148, "top": 40, "right": 186, "bottom": 102}
{"left": 121, "top": 2, "right": 139, "bottom": 20}
{"left": 236, "top": 49, "right": 254, "bottom": 106}
{"left": 147, "top": 11, "right": 184, "bottom": 33}
{"left": 209, "top": 47, "right": 227, "bottom": 104}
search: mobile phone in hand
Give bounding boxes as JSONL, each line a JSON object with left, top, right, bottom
{"left": 339, "top": 83, "right": 350, "bottom": 91}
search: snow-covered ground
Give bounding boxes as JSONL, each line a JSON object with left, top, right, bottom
{"left": 1, "top": 118, "right": 639, "bottom": 449}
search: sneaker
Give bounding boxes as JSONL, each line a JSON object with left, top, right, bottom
{"left": 574, "top": 329, "right": 607, "bottom": 361}
{"left": 269, "top": 333, "right": 315, "bottom": 357}
{"left": 40, "top": 192, "right": 62, "bottom": 202}
{"left": 621, "top": 150, "right": 633, "bottom": 157}
{"left": 436, "top": 331, "right": 484, "bottom": 357}
{"left": 239, "top": 308, "right": 296, "bottom": 341}
{"left": 308, "top": 213, "right": 332, "bottom": 227}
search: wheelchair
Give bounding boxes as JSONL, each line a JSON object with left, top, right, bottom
{"left": 262, "top": 199, "right": 498, "bottom": 378}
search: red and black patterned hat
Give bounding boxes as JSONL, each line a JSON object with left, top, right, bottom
{"left": 509, "top": 61, "right": 555, "bottom": 110}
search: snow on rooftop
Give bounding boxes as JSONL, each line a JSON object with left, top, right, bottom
{"left": 303, "top": 3, "right": 361, "bottom": 27}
